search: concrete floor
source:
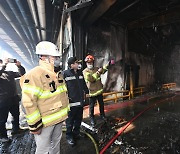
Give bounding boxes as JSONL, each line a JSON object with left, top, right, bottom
{"left": 1, "top": 90, "right": 180, "bottom": 154}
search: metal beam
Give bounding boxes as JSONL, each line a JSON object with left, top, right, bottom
{"left": 84, "top": 0, "right": 117, "bottom": 25}
{"left": 65, "top": 0, "right": 93, "bottom": 12}
{"left": 112, "top": 0, "right": 140, "bottom": 18}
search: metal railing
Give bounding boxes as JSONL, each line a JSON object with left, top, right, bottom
{"left": 101, "top": 82, "right": 177, "bottom": 104}
{"left": 162, "top": 83, "right": 176, "bottom": 90}
{"left": 103, "top": 90, "right": 130, "bottom": 103}
{"left": 133, "top": 87, "right": 145, "bottom": 95}
{"left": 102, "top": 86, "right": 145, "bottom": 103}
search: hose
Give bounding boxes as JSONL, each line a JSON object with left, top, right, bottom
{"left": 81, "top": 130, "right": 99, "bottom": 154}
{"left": 100, "top": 94, "right": 177, "bottom": 154}
{"left": 62, "top": 128, "right": 99, "bottom": 154}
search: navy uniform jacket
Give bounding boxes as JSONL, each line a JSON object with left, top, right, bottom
{"left": 63, "top": 69, "right": 89, "bottom": 107}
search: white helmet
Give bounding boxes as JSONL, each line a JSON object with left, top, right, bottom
{"left": 36, "top": 41, "right": 60, "bottom": 56}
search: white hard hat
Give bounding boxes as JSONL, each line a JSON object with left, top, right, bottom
{"left": 36, "top": 41, "right": 60, "bottom": 56}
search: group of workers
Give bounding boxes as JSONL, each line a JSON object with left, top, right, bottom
{"left": 0, "top": 41, "right": 114, "bottom": 154}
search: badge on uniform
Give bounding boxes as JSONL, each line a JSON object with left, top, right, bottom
{"left": 24, "top": 79, "right": 30, "bottom": 83}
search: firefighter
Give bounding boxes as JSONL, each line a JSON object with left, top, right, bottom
{"left": 83, "top": 55, "right": 114, "bottom": 126}
{"left": 0, "top": 59, "right": 25, "bottom": 143}
{"left": 63, "top": 57, "right": 89, "bottom": 146}
{"left": 20, "top": 41, "right": 69, "bottom": 154}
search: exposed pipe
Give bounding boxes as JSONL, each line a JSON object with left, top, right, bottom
{"left": 36, "top": 0, "right": 46, "bottom": 40}
{"left": 27, "top": 0, "right": 41, "bottom": 41}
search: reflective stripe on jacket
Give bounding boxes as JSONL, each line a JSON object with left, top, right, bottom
{"left": 20, "top": 60, "right": 69, "bottom": 132}
{"left": 83, "top": 66, "right": 108, "bottom": 97}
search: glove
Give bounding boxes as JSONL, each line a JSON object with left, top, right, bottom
{"left": 97, "top": 67, "right": 103, "bottom": 74}
{"left": 105, "top": 59, "right": 115, "bottom": 69}
{"left": 109, "top": 59, "right": 115, "bottom": 66}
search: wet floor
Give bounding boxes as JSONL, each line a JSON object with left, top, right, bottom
{"left": 1, "top": 91, "right": 180, "bottom": 154}
{"left": 104, "top": 91, "right": 180, "bottom": 154}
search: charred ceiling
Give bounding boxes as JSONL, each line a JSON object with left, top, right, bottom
{"left": 95, "top": 0, "right": 180, "bottom": 56}
{"left": 71, "top": 0, "right": 180, "bottom": 56}
{"left": 0, "top": 0, "right": 179, "bottom": 69}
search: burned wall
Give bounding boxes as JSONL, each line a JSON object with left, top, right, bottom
{"left": 168, "top": 45, "right": 180, "bottom": 86}
{"left": 125, "top": 52, "right": 155, "bottom": 89}
{"left": 155, "top": 44, "right": 180, "bottom": 86}
{"left": 86, "top": 21, "right": 125, "bottom": 92}
{"left": 87, "top": 20, "right": 155, "bottom": 92}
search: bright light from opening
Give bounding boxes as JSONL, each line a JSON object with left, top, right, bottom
{"left": 0, "top": 46, "right": 13, "bottom": 60}
{"left": 0, "top": 46, "right": 18, "bottom": 72}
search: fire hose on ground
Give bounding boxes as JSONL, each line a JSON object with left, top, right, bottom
{"left": 100, "top": 93, "right": 179, "bottom": 154}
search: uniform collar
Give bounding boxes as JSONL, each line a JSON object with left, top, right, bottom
{"left": 70, "top": 68, "right": 79, "bottom": 74}
{"left": 39, "top": 60, "right": 54, "bottom": 72}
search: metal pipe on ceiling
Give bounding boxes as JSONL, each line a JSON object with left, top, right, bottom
{"left": 27, "top": 0, "right": 41, "bottom": 41}
{"left": 36, "top": 0, "right": 46, "bottom": 41}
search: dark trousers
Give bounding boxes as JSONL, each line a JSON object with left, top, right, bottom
{"left": 0, "top": 96, "right": 20, "bottom": 138}
{"left": 66, "top": 106, "right": 83, "bottom": 139}
{"left": 89, "top": 94, "right": 105, "bottom": 118}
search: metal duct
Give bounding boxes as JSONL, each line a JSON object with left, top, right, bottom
{"left": 36, "top": 0, "right": 46, "bottom": 40}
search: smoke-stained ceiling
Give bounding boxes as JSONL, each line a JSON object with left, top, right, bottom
{"left": 0, "top": 0, "right": 179, "bottom": 69}
{"left": 86, "top": 0, "right": 180, "bottom": 56}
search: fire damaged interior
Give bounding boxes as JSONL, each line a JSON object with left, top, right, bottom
{"left": 0, "top": 0, "right": 179, "bottom": 88}
{"left": 70, "top": 0, "right": 180, "bottom": 90}
{"left": 0, "top": 0, "right": 180, "bottom": 153}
